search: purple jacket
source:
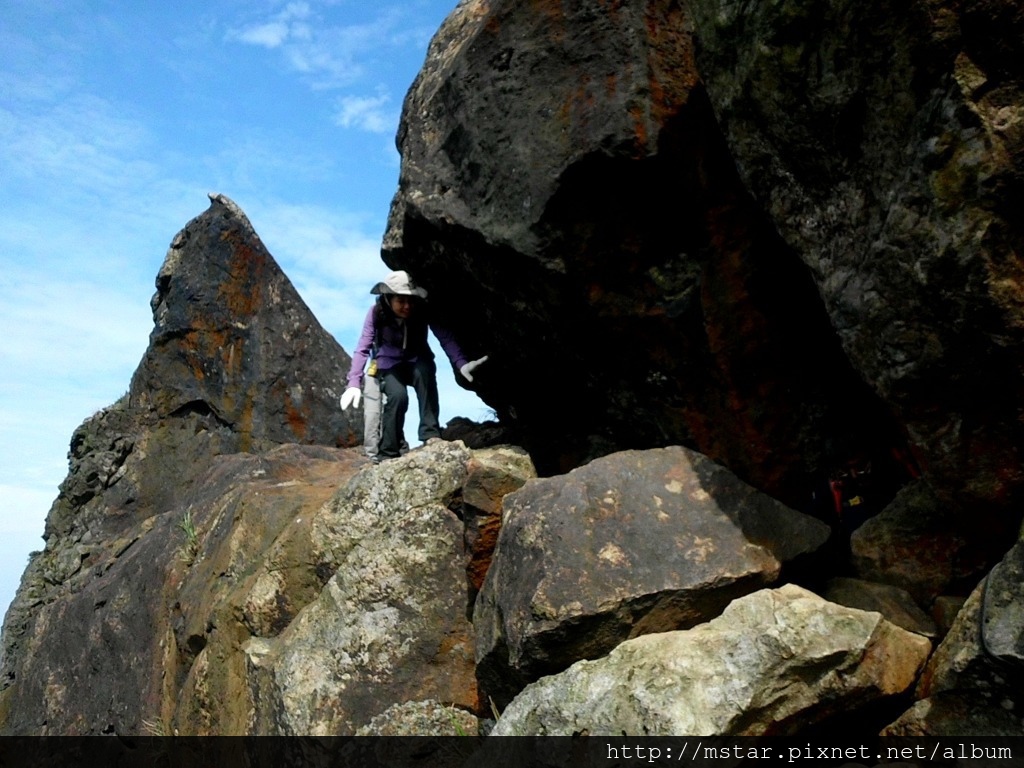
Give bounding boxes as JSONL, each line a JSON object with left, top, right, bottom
{"left": 346, "top": 304, "right": 469, "bottom": 389}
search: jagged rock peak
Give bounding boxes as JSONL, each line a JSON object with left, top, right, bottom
{"left": 130, "top": 193, "right": 359, "bottom": 451}
{"left": 0, "top": 196, "right": 362, "bottom": 709}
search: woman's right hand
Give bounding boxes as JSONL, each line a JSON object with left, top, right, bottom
{"left": 340, "top": 387, "right": 362, "bottom": 411}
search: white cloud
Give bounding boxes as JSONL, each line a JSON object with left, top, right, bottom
{"left": 229, "top": 0, "right": 314, "bottom": 48}
{"left": 0, "top": 95, "right": 156, "bottom": 191}
{"left": 235, "top": 22, "right": 292, "bottom": 48}
{"left": 334, "top": 93, "right": 394, "bottom": 133}
{"left": 224, "top": 3, "right": 416, "bottom": 91}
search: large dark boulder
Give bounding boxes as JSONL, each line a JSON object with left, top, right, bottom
{"left": 384, "top": 0, "right": 1024, "bottom": 543}
{"left": 383, "top": 0, "right": 908, "bottom": 507}
{"left": 474, "top": 446, "right": 831, "bottom": 708}
{"left": 686, "top": 0, "right": 1024, "bottom": 517}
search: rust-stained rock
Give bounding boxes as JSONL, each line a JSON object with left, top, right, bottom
{"left": 462, "top": 446, "right": 536, "bottom": 608}
{"left": 384, "top": 0, "right": 903, "bottom": 501}
{"left": 687, "top": 0, "right": 1024, "bottom": 515}
{"left": 474, "top": 446, "right": 831, "bottom": 708}
{"left": 130, "top": 193, "right": 360, "bottom": 456}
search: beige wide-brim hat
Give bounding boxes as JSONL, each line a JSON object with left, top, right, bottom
{"left": 370, "top": 270, "right": 428, "bottom": 299}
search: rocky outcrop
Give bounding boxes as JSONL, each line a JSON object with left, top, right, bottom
{"left": 383, "top": 0, "right": 906, "bottom": 506}
{"left": 248, "top": 442, "right": 480, "bottom": 736}
{"left": 133, "top": 193, "right": 358, "bottom": 453}
{"left": 475, "top": 446, "right": 830, "bottom": 708}
{"left": 384, "top": 0, "right": 1023, "bottom": 540}
{"left": 883, "top": 538, "right": 1024, "bottom": 735}
{"left": 686, "top": 0, "right": 1024, "bottom": 516}
{"left": 491, "top": 584, "right": 932, "bottom": 736}
{"left": 0, "top": 444, "right": 363, "bottom": 735}
{"left": 0, "top": 194, "right": 361, "bottom": 710}
{"left": 5, "top": 0, "right": 1024, "bottom": 741}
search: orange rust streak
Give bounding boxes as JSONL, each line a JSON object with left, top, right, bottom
{"left": 284, "top": 396, "right": 309, "bottom": 441}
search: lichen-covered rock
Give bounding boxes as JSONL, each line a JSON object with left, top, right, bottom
{"left": 247, "top": 442, "right": 479, "bottom": 735}
{"left": 354, "top": 700, "right": 478, "bottom": 737}
{"left": 475, "top": 446, "right": 831, "bottom": 708}
{"left": 491, "top": 584, "right": 932, "bottom": 736}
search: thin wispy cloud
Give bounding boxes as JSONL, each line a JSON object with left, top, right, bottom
{"left": 333, "top": 93, "right": 394, "bottom": 133}
{"left": 231, "top": 2, "right": 313, "bottom": 48}
{"left": 1, "top": 94, "right": 153, "bottom": 187}
{"left": 225, "top": 2, "right": 432, "bottom": 114}
{"left": 227, "top": 2, "right": 372, "bottom": 89}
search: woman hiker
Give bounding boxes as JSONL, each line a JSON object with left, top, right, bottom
{"left": 340, "top": 270, "right": 488, "bottom": 462}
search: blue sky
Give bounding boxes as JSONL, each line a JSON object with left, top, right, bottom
{"left": 0, "top": 0, "right": 486, "bottom": 626}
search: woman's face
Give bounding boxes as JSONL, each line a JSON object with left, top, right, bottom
{"left": 389, "top": 294, "right": 414, "bottom": 319}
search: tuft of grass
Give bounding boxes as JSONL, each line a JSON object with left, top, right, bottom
{"left": 446, "top": 705, "right": 469, "bottom": 737}
{"left": 141, "top": 717, "right": 167, "bottom": 736}
{"left": 177, "top": 509, "right": 199, "bottom": 565}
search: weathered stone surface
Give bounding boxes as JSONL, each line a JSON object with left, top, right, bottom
{"left": 462, "top": 446, "right": 536, "bottom": 607}
{"left": 687, "top": 0, "right": 1024, "bottom": 515}
{"left": 850, "top": 480, "right": 991, "bottom": 604}
{"left": 384, "top": 0, "right": 906, "bottom": 502}
{"left": 247, "top": 442, "right": 479, "bottom": 736}
{"left": 491, "top": 584, "right": 931, "bottom": 736}
{"left": 8, "top": 0, "right": 1024, "bottom": 740}
{"left": 917, "top": 539, "right": 1024, "bottom": 703}
{"left": 475, "top": 446, "right": 831, "bottom": 708}
{"left": 883, "top": 692, "right": 1024, "bottom": 736}
{"left": 0, "top": 445, "right": 361, "bottom": 735}
{"left": 933, "top": 595, "right": 969, "bottom": 637}
{"left": 0, "top": 195, "right": 361, "bottom": 728}
{"left": 353, "top": 700, "right": 478, "bottom": 737}
{"left": 824, "top": 577, "right": 938, "bottom": 638}
{"left": 131, "top": 193, "right": 359, "bottom": 455}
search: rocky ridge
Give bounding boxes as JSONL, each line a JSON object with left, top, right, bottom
{"left": 3, "top": 0, "right": 1024, "bottom": 740}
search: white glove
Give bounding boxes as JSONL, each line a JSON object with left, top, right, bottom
{"left": 459, "top": 356, "right": 489, "bottom": 383}
{"left": 340, "top": 387, "right": 362, "bottom": 411}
